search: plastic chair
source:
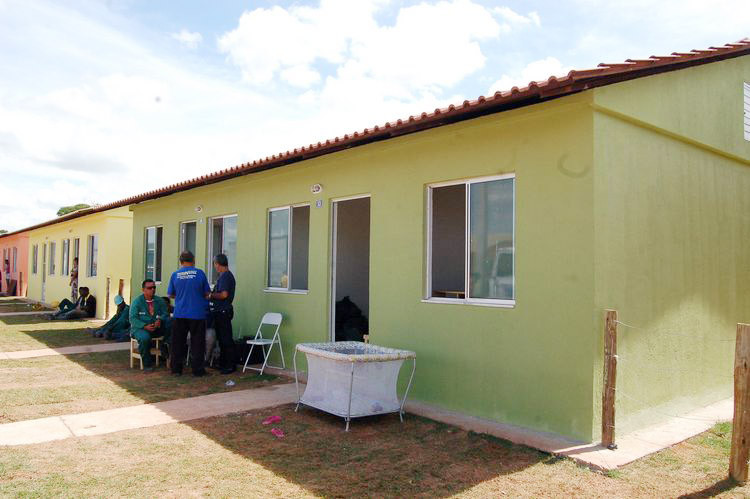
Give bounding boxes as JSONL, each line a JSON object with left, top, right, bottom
{"left": 243, "top": 313, "right": 284, "bottom": 375}
{"left": 130, "top": 337, "right": 162, "bottom": 369}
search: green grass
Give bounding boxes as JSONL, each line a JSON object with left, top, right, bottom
{"left": 0, "top": 350, "right": 281, "bottom": 423}
{"left": 0, "top": 319, "right": 107, "bottom": 351}
{"left": 0, "top": 313, "right": 748, "bottom": 497}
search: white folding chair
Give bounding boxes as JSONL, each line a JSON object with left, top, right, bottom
{"left": 243, "top": 312, "right": 284, "bottom": 375}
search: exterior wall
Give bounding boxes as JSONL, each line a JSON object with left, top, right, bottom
{"left": 27, "top": 207, "right": 133, "bottom": 319}
{"left": 132, "top": 92, "right": 598, "bottom": 441}
{"left": 592, "top": 55, "right": 750, "bottom": 436}
{"left": 0, "top": 232, "right": 30, "bottom": 296}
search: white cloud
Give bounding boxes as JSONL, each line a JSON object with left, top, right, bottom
{"left": 281, "top": 65, "right": 321, "bottom": 88}
{"left": 488, "top": 57, "right": 573, "bottom": 95}
{"left": 171, "top": 29, "right": 202, "bottom": 49}
{"left": 493, "top": 7, "right": 541, "bottom": 27}
{"left": 218, "top": 0, "right": 501, "bottom": 92}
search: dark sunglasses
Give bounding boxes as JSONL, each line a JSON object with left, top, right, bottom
{"left": 144, "top": 286, "right": 156, "bottom": 290}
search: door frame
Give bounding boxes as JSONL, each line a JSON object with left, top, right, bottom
{"left": 329, "top": 194, "right": 371, "bottom": 342}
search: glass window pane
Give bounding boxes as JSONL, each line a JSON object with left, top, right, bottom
{"left": 155, "top": 227, "right": 163, "bottom": 282}
{"left": 469, "top": 178, "right": 514, "bottom": 300}
{"left": 181, "top": 222, "right": 196, "bottom": 255}
{"left": 222, "top": 216, "right": 237, "bottom": 271}
{"left": 268, "top": 209, "right": 289, "bottom": 288}
{"left": 145, "top": 227, "right": 155, "bottom": 280}
{"left": 91, "top": 236, "right": 98, "bottom": 276}
{"left": 209, "top": 218, "right": 223, "bottom": 283}
{"left": 431, "top": 185, "right": 466, "bottom": 298}
{"left": 50, "top": 243, "right": 56, "bottom": 274}
{"left": 291, "top": 206, "right": 310, "bottom": 290}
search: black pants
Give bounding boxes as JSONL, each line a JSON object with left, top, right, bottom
{"left": 213, "top": 309, "right": 236, "bottom": 370}
{"left": 171, "top": 318, "right": 206, "bottom": 374}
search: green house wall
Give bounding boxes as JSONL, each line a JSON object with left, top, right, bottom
{"left": 131, "top": 92, "right": 599, "bottom": 441}
{"left": 591, "top": 55, "right": 750, "bottom": 437}
{"left": 129, "top": 53, "right": 750, "bottom": 442}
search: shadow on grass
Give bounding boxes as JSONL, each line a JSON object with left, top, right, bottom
{"left": 183, "top": 404, "right": 547, "bottom": 497}
{"left": 2, "top": 317, "right": 544, "bottom": 497}
{"left": 679, "top": 477, "right": 738, "bottom": 498}
{"left": 0, "top": 315, "right": 61, "bottom": 326}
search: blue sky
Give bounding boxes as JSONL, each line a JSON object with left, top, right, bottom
{"left": 0, "top": 0, "right": 747, "bottom": 231}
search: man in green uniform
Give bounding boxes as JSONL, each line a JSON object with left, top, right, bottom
{"left": 129, "top": 279, "right": 169, "bottom": 371}
{"left": 88, "top": 295, "right": 130, "bottom": 340}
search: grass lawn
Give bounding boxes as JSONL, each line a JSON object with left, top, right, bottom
{"left": 1, "top": 310, "right": 748, "bottom": 497}
{"left": 0, "top": 350, "right": 282, "bottom": 423}
{"left": 0, "top": 312, "right": 285, "bottom": 424}
{"left": 0, "top": 408, "right": 748, "bottom": 497}
{"left": 0, "top": 316, "right": 109, "bottom": 351}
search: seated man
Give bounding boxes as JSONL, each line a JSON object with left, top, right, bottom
{"left": 129, "top": 279, "right": 169, "bottom": 371}
{"left": 51, "top": 287, "right": 96, "bottom": 320}
{"left": 87, "top": 295, "right": 130, "bottom": 341}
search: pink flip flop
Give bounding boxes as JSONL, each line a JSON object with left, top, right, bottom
{"left": 270, "top": 428, "right": 285, "bottom": 438}
{"left": 262, "top": 415, "right": 282, "bottom": 425}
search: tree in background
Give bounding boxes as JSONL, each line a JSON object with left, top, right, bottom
{"left": 57, "top": 203, "right": 91, "bottom": 217}
{"left": 0, "top": 230, "right": 7, "bottom": 235}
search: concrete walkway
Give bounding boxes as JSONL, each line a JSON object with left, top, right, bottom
{"left": 0, "top": 342, "right": 130, "bottom": 360}
{"left": 0, "top": 383, "right": 298, "bottom": 446}
{"left": 405, "top": 397, "right": 733, "bottom": 471}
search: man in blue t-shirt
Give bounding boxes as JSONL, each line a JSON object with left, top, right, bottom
{"left": 209, "top": 253, "right": 237, "bottom": 374}
{"left": 167, "top": 250, "right": 211, "bottom": 376}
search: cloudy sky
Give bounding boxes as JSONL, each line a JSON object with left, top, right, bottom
{"left": 0, "top": 0, "right": 747, "bottom": 231}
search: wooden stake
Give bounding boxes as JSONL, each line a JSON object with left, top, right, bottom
{"left": 730, "top": 323, "right": 750, "bottom": 483}
{"left": 602, "top": 309, "right": 618, "bottom": 449}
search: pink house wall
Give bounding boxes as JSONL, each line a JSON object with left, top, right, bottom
{"left": 0, "top": 232, "right": 30, "bottom": 296}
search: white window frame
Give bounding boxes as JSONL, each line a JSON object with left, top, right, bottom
{"left": 264, "top": 203, "right": 310, "bottom": 294}
{"left": 49, "top": 241, "right": 56, "bottom": 275}
{"left": 424, "top": 173, "right": 516, "bottom": 308}
{"left": 61, "top": 239, "right": 70, "bottom": 276}
{"left": 32, "top": 244, "right": 38, "bottom": 274}
{"left": 87, "top": 234, "right": 98, "bottom": 277}
{"left": 207, "top": 213, "right": 238, "bottom": 285}
{"left": 744, "top": 82, "right": 750, "bottom": 142}
{"left": 144, "top": 225, "right": 163, "bottom": 283}
{"left": 179, "top": 220, "right": 197, "bottom": 254}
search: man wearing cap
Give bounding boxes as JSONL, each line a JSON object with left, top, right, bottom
{"left": 168, "top": 251, "right": 211, "bottom": 377}
{"left": 88, "top": 295, "right": 130, "bottom": 340}
{"left": 130, "top": 279, "right": 169, "bottom": 371}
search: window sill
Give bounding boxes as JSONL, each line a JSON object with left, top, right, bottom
{"left": 421, "top": 298, "right": 515, "bottom": 309}
{"left": 263, "top": 288, "right": 309, "bottom": 295}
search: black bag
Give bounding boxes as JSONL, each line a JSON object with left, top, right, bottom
{"left": 235, "top": 336, "right": 265, "bottom": 366}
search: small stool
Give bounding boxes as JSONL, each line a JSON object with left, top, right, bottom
{"left": 130, "top": 337, "right": 163, "bottom": 369}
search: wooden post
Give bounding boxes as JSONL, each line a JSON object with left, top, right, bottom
{"left": 118, "top": 279, "right": 124, "bottom": 296}
{"left": 730, "top": 323, "right": 750, "bottom": 483}
{"left": 602, "top": 309, "right": 618, "bottom": 450}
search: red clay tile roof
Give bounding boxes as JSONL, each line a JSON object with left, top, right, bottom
{"left": 3, "top": 38, "right": 749, "bottom": 237}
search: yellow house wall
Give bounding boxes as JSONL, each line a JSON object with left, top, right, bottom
{"left": 26, "top": 207, "right": 133, "bottom": 319}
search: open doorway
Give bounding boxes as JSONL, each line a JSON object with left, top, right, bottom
{"left": 331, "top": 196, "right": 370, "bottom": 342}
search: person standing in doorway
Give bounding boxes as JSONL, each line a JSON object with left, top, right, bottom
{"left": 209, "top": 253, "right": 237, "bottom": 374}
{"left": 69, "top": 257, "right": 79, "bottom": 301}
{"left": 168, "top": 251, "right": 211, "bottom": 377}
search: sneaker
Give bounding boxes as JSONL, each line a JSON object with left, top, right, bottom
{"left": 193, "top": 370, "right": 208, "bottom": 377}
{"left": 220, "top": 368, "right": 236, "bottom": 375}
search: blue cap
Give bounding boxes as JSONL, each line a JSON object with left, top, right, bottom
{"left": 114, "top": 295, "right": 124, "bottom": 305}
